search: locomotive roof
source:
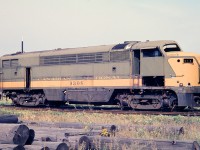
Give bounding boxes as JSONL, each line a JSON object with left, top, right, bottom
{"left": 132, "top": 40, "right": 178, "bottom": 49}
{"left": 1, "top": 44, "right": 115, "bottom": 59}
{"left": 1, "top": 40, "right": 178, "bottom": 59}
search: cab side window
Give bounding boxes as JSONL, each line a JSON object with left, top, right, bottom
{"left": 142, "top": 48, "right": 162, "bottom": 57}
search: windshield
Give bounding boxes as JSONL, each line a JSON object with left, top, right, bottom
{"left": 163, "top": 44, "right": 181, "bottom": 52}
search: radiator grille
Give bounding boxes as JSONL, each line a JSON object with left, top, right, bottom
{"left": 110, "top": 51, "right": 129, "bottom": 61}
{"left": 40, "top": 52, "right": 109, "bottom": 65}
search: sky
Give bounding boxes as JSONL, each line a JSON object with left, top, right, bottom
{"left": 0, "top": 0, "right": 200, "bottom": 55}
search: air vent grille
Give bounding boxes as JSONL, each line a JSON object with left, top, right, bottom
{"left": 40, "top": 52, "right": 109, "bottom": 65}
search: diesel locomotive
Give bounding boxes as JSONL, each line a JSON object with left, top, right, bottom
{"left": 0, "top": 40, "right": 200, "bottom": 110}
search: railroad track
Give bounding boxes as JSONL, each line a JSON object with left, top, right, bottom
{"left": 1, "top": 104, "right": 200, "bottom": 116}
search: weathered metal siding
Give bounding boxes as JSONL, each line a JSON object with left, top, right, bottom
{"left": 1, "top": 67, "right": 25, "bottom": 89}
{"left": 32, "top": 64, "right": 94, "bottom": 79}
{"left": 164, "top": 59, "right": 176, "bottom": 78}
{"left": 30, "top": 58, "right": 130, "bottom": 101}
{"left": 140, "top": 57, "right": 164, "bottom": 76}
{"left": 19, "top": 56, "right": 40, "bottom": 67}
{"left": 31, "top": 61, "right": 130, "bottom": 84}
{"left": 1, "top": 68, "right": 23, "bottom": 81}
{"left": 93, "top": 61, "right": 130, "bottom": 77}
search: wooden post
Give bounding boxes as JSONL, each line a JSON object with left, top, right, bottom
{"left": 24, "top": 145, "right": 49, "bottom": 150}
{"left": 0, "top": 124, "right": 29, "bottom": 145}
{"left": 25, "top": 129, "right": 35, "bottom": 145}
{"left": 0, "top": 144, "right": 25, "bottom": 150}
{"left": 32, "top": 141, "right": 69, "bottom": 150}
{"left": 0, "top": 115, "right": 18, "bottom": 123}
{"left": 86, "top": 136, "right": 200, "bottom": 150}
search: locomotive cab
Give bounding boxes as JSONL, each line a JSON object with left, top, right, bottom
{"left": 125, "top": 41, "right": 200, "bottom": 110}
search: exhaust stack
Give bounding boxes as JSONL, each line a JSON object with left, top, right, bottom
{"left": 21, "top": 37, "right": 24, "bottom": 53}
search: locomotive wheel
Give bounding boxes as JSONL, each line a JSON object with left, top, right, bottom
{"left": 129, "top": 99, "right": 139, "bottom": 109}
{"left": 19, "top": 98, "right": 25, "bottom": 106}
{"left": 170, "top": 100, "right": 178, "bottom": 111}
{"left": 129, "top": 99, "right": 162, "bottom": 110}
{"left": 117, "top": 101, "right": 125, "bottom": 110}
{"left": 116, "top": 99, "right": 129, "bottom": 110}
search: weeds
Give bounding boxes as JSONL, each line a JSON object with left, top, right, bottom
{"left": 0, "top": 106, "right": 199, "bottom": 143}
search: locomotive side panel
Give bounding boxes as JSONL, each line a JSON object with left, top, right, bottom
{"left": 1, "top": 58, "right": 25, "bottom": 90}
{"left": 1, "top": 68, "right": 25, "bottom": 89}
{"left": 140, "top": 48, "right": 164, "bottom": 77}
{"left": 31, "top": 60, "right": 131, "bottom": 102}
{"left": 1, "top": 54, "right": 40, "bottom": 90}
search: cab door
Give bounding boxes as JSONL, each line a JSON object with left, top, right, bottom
{"left": 140, "top": 47, "right": 165, "bottom": 86}
{"left": 132, "top": 50, "right": 140, "bottom": 75}
{"left": 25, "top": 67, "right": 31, "bottom": 90}
{"left": 132, "top": 50, "right": 141, "bottom": 86}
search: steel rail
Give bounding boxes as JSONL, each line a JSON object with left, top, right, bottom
{"left": 0, "top": 105, "right": 200, "bottom": 116}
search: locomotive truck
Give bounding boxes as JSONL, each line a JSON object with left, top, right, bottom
{"left": 0, "top": 40, "right": 200, "bottom": 110}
